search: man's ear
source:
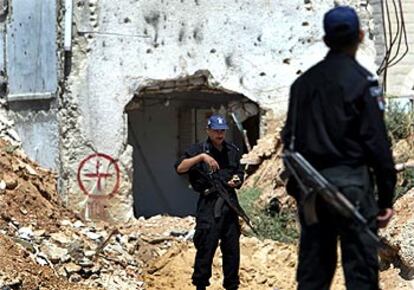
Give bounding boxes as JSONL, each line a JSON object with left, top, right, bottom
{"left": 358, "top": 30, "right": 365, "bottom": 43}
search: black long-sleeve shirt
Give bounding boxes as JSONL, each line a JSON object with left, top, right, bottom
{"left": 282, "top": 51, "right": 396, "bottom": 209}
{"left": 174, "top": 138, "right": 244, "bottom": 201}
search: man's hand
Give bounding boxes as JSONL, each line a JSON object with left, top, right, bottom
{"left": 227, "top": 175, "right": 241, "bottom": 188}
{"left": 202, "top": 153, "right": 220, "bottom": 172}
{"left": 377, "top": 208, "right": 393, "bottom": 228}
{"left": 176, "top": 153, "right": 218, "bottom": 174}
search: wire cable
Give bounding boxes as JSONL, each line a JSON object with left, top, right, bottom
{"left": 377, "top": 0, "right": 409, "bottom": 91}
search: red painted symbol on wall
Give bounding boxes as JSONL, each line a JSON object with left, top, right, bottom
{"left": 77, "top": 153, "right": 121, "bottom": 199}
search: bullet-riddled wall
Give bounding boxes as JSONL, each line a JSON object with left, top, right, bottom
{"left": 60, "top": 0, "right": 377, "bottom": 221}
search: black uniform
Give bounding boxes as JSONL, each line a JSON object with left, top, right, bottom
{"left": 282, "top": 51, "right": 396, "bottom": 290}
{"left": 175, "top": 138, "right": 244, "bottom": 290}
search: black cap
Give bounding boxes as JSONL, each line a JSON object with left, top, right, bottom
{"left": 324, "top": 6, "right": 360, "bottom": 45}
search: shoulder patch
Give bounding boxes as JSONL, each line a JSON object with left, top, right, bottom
{"left": 367, "top": 76, "right": 385, "bottom": 111}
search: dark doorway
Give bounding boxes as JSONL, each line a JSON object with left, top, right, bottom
{"left": 126, "top": 75, "right": 260, "bottom": 217}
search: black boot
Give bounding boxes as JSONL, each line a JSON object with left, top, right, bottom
{"left": 196, "top": 286, "right": 206, "bottom": 290}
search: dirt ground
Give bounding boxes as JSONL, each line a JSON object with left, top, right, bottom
{"left": 144, "top": 235, "right": 413, "bottom": 290}
{"left": 144, "top": 237, "right": 322, "bottom": 290}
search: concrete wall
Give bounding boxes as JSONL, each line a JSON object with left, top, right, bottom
{"left": 8, "top": 103, "right": 59, "bottom": 170}
{"left": 371, "top": 0, "right": 414, "bottom": 96}
{"left": 62, "top": 0, "right": 377, "bottom": 220}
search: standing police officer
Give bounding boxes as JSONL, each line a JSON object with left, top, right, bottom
{"left": 282, "top": 6, "right": 396, "bottom": 290}
{"left": 175, "top": 115, "right": 244, "bottom": 290}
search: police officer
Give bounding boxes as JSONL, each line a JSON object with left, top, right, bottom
{"left": 175, "top": 115, "right": 244, "bottom": 290}
{"left": 282, "top": 6, "right": 396, "bottom": 290}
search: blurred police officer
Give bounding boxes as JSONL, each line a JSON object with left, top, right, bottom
{"left": 175, "top": 115, "right": 244, "bottom": 290}
{"left": 282, "top": 6, "right": 396, "bottom": 290}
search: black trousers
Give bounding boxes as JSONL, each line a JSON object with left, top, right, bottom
{"left": 296, "top": 165, "right": 380, "bottom": 290}
{"left": 192, "top": 205, "right": 240, "bottom": 289}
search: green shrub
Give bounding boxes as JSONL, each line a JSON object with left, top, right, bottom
{"left": 252, "top": 210, "right": 299, "bottom": 243}
{"left": 394, "top": 168, "right": 414, "bottom": 201}
{"left": 384, "top": 100, "right": 414, "bottom": 200}
{"left": 239, "top": 187, "right": 298, "bottom": 243}
{"left": 385, "top": 100, "right": 413, "bottom": 143}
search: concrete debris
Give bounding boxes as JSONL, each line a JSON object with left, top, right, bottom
{"left": 64, "top": 262, "right": 82, "bottom": 274}
{"left": 0, "top": 275, "right": 22, "bottom": 289}
{"left": 74, "top": 220, "right": 85, "bottom": 228}
{"left": 0, "top": 135, "right": 196, "bottom": 289}
{"left": 40, "top": 241, "right": 69, "bottom": 263}
{"left": 0, "top": 113, "right": 21, "bottom": 147}
{"left": 241, "top": 113, "right": 284, "bottom": 166}
{"left": 240, "top": 114, "right": 295, "bottom": 212}
{"left": 84, "top": 230, "right": 104, "bottom": 241}
{"left": 50, "top": 232, "right": 73, "bottom": 244}
{"left": 380, "top": 188, "right": 414, "bottom": 279}
{"left": 3, "top": 174, "right": 18, "bottom": 190}
{"left": 35, "top": 254, "right": 50, "bottom": 266}
{"left": 17, "top": 227, "right": 33, "bottom": 241}
{"left": 23, "top": 163, "right": 37, "bottom": 175}
{"left": 0, "top": 134, "right": 412, "bottom": 289}
{"left": 0, "top": 180, "right": 6, "bottom": 193}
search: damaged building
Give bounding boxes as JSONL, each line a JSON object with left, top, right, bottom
{"left": 0, "top": 0, "right": 412, "bottom": 221}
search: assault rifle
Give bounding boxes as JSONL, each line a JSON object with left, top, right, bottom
{"left": 194, "top": 167, "right": 259, "bottom": 236}
{"left": 210, "top": 171, "right": 258, "bottom": 235}
{"left": 283, "top": 150, "right": 380, "bottom": 245}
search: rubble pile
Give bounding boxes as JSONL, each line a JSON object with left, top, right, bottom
{"left": 0, "top": 138, "right": 194, "bottom": 290}
{"left": 240, "top": 114, "right": 294, "bottom": 211}
{"left": 0, "top": 140, "right": 77, "bottom": 231}
{"left": 380, "top": 188, "right": 414, "bottom": 279}
{"left": 0, "top": 234, "right": 96, "bottom": 290}
{"left": 378, "top": 188, "right": 414, "bottom": 290}
{"left": 0, "top": 138, "right": 99, "bottom": 290}
{"left": 0, "top": 133, "right": 412, "bottom": 289}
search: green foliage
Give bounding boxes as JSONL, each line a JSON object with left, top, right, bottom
{"left": 239, "top": 187, "right": 262, "bottom": 212}
{"left": 253, "top": 210, "right": 299, "bottom": 243}
{"left": 394, "top": 168, "right": 414, "bottom": 201}
{"left": 239, "top": 187, "right": 299, "bottom": 243}
{"left": 384, "top": 100, "right": 414, "bottom": 200}
{"left": 385, "top": 100, "right": 413, "bottom": 143}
